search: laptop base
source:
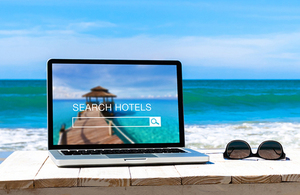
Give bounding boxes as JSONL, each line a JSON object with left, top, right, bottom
{"left": 49, "top": 148, "right": 209, "bottom": 167}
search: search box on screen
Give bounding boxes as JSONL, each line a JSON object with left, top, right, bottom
{"left": 72, "top": 116, "right": 161, "bottom": 128}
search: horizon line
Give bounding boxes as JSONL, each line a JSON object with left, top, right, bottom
{"left": 1, "top": 78, "right": 300, "bottom": 81}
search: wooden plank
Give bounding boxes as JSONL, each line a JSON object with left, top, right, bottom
{"left": 197, "top": 149, "right": 225, "bottom": 162}
{"left": 34, "top": 157, "right": 80, "bottom": 188}
{"left": 265, "top": 161, "right": 300, "bottom": 182}
{"left": 3, "top": 183, "right": 300, "bottom": 195}
{"left": 222, "top": 161, "right": 282, "bottom": 184}
{"left": 0, "top": 151, "right": 48, "bottom": 190}
{"left": 276, "top": 149, "right": 300, "bottom": 181}
{"left": 285, "top": 149, "right": 300, "bottom": 161}
{"left": 130, "top": 165, "right": 181, "bottom": 186}
{"left": 79, "top": 167, "right": 130, "bottom": 187}
{"left": 199, "top": 149, "right": 297, "bottom": 184}
{"left": 175, "top": 162, "right": 231, "bottom": 185}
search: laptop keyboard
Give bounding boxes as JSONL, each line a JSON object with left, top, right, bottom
{"left": 61, "top": 148, "right": 187, "bottom": 155}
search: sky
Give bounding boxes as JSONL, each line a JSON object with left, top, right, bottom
{"left": 1, "top": 0, "right": 300, "bottom": 79}
{"left": 52, "top": 64, "right": 178, "bottom": 99}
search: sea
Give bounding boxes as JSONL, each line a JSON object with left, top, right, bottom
{"left": 0, "top": 79, "right": 300, "bottom": 151}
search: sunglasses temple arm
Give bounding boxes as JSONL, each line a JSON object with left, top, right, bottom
{"left": 273, "top": 148, "right": 282, "bottom": 155}
{"left": 227, "top": 148, "right": 235, "bottom": 156}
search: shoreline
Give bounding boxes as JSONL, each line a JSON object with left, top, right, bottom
{"left": 1, "top": 120, "right": 300, "bottom": 151}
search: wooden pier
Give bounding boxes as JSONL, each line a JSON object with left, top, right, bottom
{"left": 58, "top": 110, "right": 124, "bottom": 145}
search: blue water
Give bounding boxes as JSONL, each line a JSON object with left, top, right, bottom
{"left": 183, "top": 80, "right": 300, "bottom": 125}
{"left": 111, "top": 99, "right": 179, "bottom": 144}
{"left": 1, "top": 79, "right": 300, "bottom": 150}
{"left": 0, "top": 80, "right": 47, "bottom": 128}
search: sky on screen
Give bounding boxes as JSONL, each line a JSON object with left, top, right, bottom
{"left": 52, "top": 64, "right": 178, "bottom": 99}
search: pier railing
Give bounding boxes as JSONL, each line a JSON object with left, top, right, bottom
{"left": 105, "top": 119, "right": 135, "bottom": 144}
{"left": 99, "top": 111, "right": 135, "bottom": 144}
{"left": 58, "top": 124, "right": 70, "bottom": 145}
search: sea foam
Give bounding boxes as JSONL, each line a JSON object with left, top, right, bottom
{"left": 0, "top": 128, "right": 47, "bottom": 151}
{"left": 185, "top": 122, "right": 300, "bottom": 149}
{"left": 1, "top": 122, "right": 299, "bottom": 151}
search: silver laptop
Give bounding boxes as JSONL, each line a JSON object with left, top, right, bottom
{"left": 47, "top": 59, "right": 209, "bottom": 167}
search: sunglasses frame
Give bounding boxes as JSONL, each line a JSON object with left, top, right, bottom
{"left": 223, "top": 140, "right": 286, "bottom": 160}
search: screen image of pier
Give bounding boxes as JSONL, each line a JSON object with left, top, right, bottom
{"left": 52, "top": 64, "right": 180, "bottom": 145}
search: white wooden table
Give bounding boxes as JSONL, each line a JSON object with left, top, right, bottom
{"left": 0, "top": 149, "right": 300, "bottom": 195}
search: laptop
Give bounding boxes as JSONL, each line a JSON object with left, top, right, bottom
{"left": 47, "top": 59, "right": 209, "bottom": 167}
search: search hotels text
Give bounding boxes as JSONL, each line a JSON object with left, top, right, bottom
{"left": 73, "top": 103, "right": 152, "bottom": 112}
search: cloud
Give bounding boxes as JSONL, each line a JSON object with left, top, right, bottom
{"left": 0, "top": 20, "right": 116, "bottom": 37}
{"left": 1, "top": 29, "right": 300, "bottom": 78}
{"left": 244, "top": 14, "right": 300, "bottom": 21}
{"left": 0, "top": 29, "right": 36, "bottom": 36}
{"left": 67, "top": 21, "right": 116, "bottom": 31}
{"left": 53, "top": 86, "right": 85, "bottom": 99}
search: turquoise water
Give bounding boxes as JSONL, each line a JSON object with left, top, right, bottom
{"left": 0, "top": 80, "right": 47, "bottom": 128}
{"left": 1, "top": 79, "right": 300, "bottom": 150}
{"left": 111, "top": 99, "right": 179, "bottom": 144}
{"left": 183, "top": 80, "right": 300, "bottom": 124}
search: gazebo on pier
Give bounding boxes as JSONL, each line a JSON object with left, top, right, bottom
{"left": 82, "top": 86, "right": 117, "bottom": 115}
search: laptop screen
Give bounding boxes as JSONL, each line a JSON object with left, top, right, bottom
{"left": 47, "top": 59, "right": 184, "bottom": 149}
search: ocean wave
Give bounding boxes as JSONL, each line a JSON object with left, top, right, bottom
{"left": 185, "top": 122, "right": 300, "bottom": 149}
{"left": 0, "top": 128, "right": 47, "bottom": 151}
{"left": 1, "top": 123, "right": 300, "bottom": 151}
{"left": 182, "top": 80, "right": 300, "bottom": 108}
{"left": 0, "top": 94, "right": 46, "bottom": 97}
{"left": 183, "top": 92, "right": 300, "bottom": 107}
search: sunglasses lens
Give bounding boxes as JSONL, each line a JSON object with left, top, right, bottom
{"left": 258, "top": 141, "right": 283, "bottom": 160}
{"left": 226, "top": 141, "right": 251, "bottom": 159}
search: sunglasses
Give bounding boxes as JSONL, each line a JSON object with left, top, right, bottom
{"left": 223, "top": 140, "right": 286, "bottom": 160}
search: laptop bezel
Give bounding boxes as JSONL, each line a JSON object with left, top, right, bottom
{"left": 47, "top": 59, "right": 185, "bottom": 150}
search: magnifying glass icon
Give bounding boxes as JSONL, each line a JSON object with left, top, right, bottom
{"left": 151, "top": 118, "right": 159, "bottom": 125}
